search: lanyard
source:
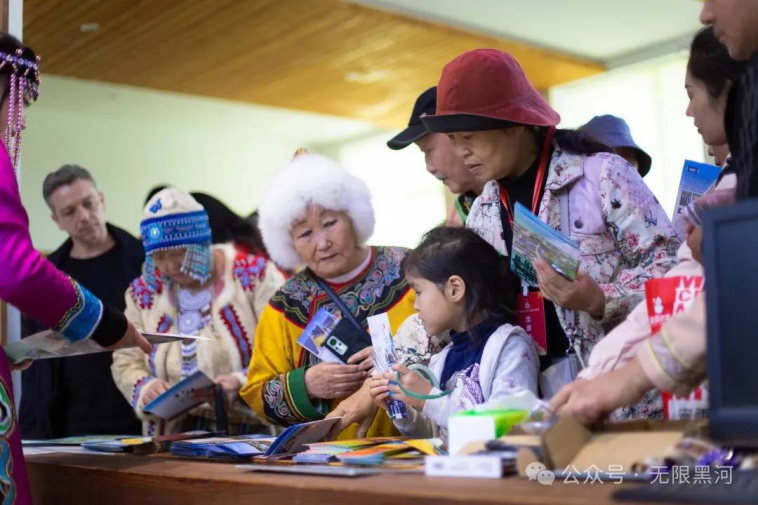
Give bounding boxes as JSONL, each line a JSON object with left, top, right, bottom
{"left": 453, "top": 196, "right": 468, "bottom": 224}
{"left": 499, "top": 126, "right": 556, "bottom": 226}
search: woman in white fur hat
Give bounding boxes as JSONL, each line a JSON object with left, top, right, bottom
{"left": 240, "top": 150, "right": 427, "bottom": 440}
{"left": 112, "top": 188, "right": 284, "bottom": 435}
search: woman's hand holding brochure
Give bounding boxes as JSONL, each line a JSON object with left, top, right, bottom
{"left": 534, "top": 259, "right": 605, "bottom": 317}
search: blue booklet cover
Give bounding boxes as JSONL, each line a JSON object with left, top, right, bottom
{"left": 511, "top": 202, "right": 581, "bottom": 287}
{"left": 263, "top": 417, "right": 340, "bottom": 457}
{"left": 170, "top": 435, "right": 274, "bottom": 459}
{"left": 672, "top": 159, "right": 721, "bottom": 240}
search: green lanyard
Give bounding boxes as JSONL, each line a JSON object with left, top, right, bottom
{"left": 454, "top": 197, "right": 468, "bottom": 224}
{"left": 395, "top": 364, "right": 452, "bottom": 401}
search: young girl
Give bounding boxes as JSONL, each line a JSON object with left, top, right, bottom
{"left": 369, "top": 226, "right": 539, "bottom": 439}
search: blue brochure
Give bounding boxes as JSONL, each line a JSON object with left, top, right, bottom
{"left": 672, "top": 159, "right": 721, "bottom": 240}
{"left": 263, "top": 417, "right": 341, "bottom": 457}
{"left": 143, "top": 370, "right": 215, "bottom": 420}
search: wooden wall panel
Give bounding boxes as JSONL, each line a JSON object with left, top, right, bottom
{"left": 24, "top": 0, "right": 603, "bottom": 128}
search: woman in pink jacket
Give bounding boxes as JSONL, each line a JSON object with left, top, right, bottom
{"left": 551, "top": 26, "right": 744, "bottom": 424}
{"left": 420, "top": 49, "right": 680, "bottom": 380}
{"left": 0, "top": 33, "right": 150, "bottom": 504}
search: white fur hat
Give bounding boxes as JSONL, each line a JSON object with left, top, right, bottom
{"left": 259, "top": 151, "right": 375, "bottom": 271}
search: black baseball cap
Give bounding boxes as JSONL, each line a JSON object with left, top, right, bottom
{"left": 387, "top": 87, "right": 437, "bottom": 150}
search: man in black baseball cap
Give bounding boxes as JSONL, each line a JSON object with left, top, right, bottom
{"left": 387, "top": 87, "right": 483, "bottom": 225}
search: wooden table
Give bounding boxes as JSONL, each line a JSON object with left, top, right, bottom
{"left": 26, "top": 453, "right": 661, "bottom": 505}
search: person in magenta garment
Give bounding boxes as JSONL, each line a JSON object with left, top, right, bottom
{"left": 0, "top": 33, "right": 150, "bottom": 504}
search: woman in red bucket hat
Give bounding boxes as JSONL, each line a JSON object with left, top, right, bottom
{"left": 422, "top": 49, "right": 680, "bottom": 399}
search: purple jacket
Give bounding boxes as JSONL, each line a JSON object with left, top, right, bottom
{"left": 0, "top": 141, "right": 124, "bottom": 504}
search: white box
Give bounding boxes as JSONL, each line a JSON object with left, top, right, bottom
{"left": 448, "top": 414, "right": 500, "bottom": 456}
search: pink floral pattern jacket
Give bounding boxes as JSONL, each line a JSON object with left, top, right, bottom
{"left": 467, "top": 145, "right": 680, "bottom": 362}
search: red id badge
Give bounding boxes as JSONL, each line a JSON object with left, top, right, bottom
{"left": 516, "top": 289, "right": 547, "bottom": 356}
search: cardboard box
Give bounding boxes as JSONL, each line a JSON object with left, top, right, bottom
{"left": 501, "top": 417, "right": 706, "bottom": 477}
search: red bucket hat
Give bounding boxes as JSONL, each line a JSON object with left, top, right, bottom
{"left": 421, "top": 49, "right": 560, "bottom": 133}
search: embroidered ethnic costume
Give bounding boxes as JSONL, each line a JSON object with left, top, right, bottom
{"left": 113, "top": 188, "right": 284, "bottom": 435}
{"left": 240, "top": 246, "right": 416, "bottom": 440}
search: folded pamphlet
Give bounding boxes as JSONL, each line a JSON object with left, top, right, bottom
{"left": 143, "top": 370, "right": 215, "bottom": 420}
{"left": 511, "top": 202, "right": 580, "bottom": 287}
{"left": 262, "top": 417, "right": 341, "bottom": 457}
{"left": 671, "top": 159, "right": 721, "bottom": 240}
{"left": 296, "top": 308, "right": 343, "bottom": 364}
{"left": 367, "top": 313, "right": 407, "bottom": 420}
{"left": 4, "top": 330, "right": 211, "bottom": 364}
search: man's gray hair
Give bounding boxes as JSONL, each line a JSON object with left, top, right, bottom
{"left": 42, "top": 164, "right": 96, "bottom": 208}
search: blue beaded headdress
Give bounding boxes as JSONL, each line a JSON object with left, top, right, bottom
{"left": 140, "top": 198, "right": 212, "bottom": 291}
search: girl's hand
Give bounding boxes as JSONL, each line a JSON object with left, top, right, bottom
{"left": 369, "top": 375, "right": 390, "bottom": 411}
{"left": 534, "top": 259, "right": 605, "bottom": 317}
{"left": 382, "top": 364, "right": 433, "bottom": 411}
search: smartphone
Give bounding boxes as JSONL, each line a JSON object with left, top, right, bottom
{"left": 323, "top": 319, "right": 371, "bottom": 363}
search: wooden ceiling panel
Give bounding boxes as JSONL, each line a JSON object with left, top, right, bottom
{"left": 23, "top": 0, "right": 604, "bottom": 128}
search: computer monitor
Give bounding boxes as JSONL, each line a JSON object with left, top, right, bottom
{"left": 703, "top": 198, "right": 758, "bottom": 446}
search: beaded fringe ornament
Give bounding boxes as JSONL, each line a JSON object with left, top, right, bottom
{"left": 0, "top": 48, "right": 40, "bottom": 171}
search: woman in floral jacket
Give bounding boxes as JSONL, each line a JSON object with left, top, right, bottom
{"left": 421, "top": 49, "right": 680, "bottom": 371}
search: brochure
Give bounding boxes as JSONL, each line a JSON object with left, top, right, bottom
{"left": 511, "top": 202, "right": 580, "bottom": 287}
{"left": 143, "top": 370, "right": 215, "bottom": 420}
{"left": 4, "top": 330, "right": 210, "bottom": 364}
{"left": 671, "top": 159, "right": 721, "bottom": 240}
{"left": 296, "top": 307, "right": 342, "bottom": 364}
{"left": 262, "top": 417, "right": 341, "bottom": 457}
{"left": 367, "top": 313, "right": 407, "bottom": 420}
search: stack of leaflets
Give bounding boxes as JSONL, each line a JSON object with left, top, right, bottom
{"left": 82, "top": 430, "right": 215, "bottom": 454}
{"left": 511, "top": 202, "right": 580, "bottom": 287}
{"left": 292, "top": 437, "right": 399, "bottom": 464}
{"left": 296, "top": 308, "right": 342, "bottom": 364}
{"left": 170, "top": 418, "right": 340, "bottom": 461}
{"left": 143, "top": 370, "right": 215, "bottom": 420}
{"left": 170, "top": 435, "right": 274, "bottom": 459}
{"left": 335, "top": 438, "right": 444, "bottom": 466}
